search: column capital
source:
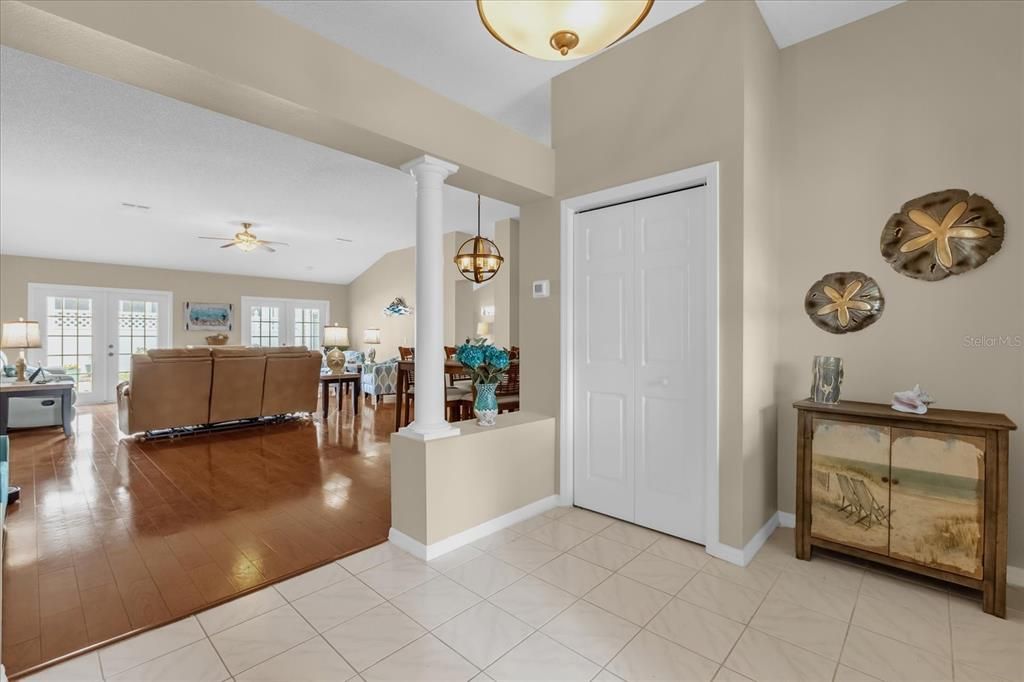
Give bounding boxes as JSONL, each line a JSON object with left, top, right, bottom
{"left": 400, "top": 154, "right": 459, "bottom": 179}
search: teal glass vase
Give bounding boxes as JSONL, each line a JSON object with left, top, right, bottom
{"left": 474, "top": 382, "right": 498, "bottom": 427}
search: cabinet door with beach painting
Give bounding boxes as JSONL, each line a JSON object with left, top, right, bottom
{"left": 811, "top": 419, "right": 891, "bottom": 555}
{"left": 889, "top": 428, "right": 985, "bottom": 578}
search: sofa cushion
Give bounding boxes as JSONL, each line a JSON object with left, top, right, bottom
{"left": 147, "top": 347, "right": 212, "bottom": 360}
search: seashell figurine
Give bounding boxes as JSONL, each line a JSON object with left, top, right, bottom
{"left": 891, "top": 385, "right": 934, "bottom": 414}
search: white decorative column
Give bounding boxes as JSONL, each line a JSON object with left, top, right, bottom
{"left": 399, "top": 155, "right": 461, "bottom": 440}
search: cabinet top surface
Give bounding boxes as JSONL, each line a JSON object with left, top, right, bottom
{"left": 793, "top": 398, "right": 1017, "bottom": 431}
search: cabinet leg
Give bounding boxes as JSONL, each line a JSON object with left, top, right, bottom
{"left": 983, "top": 579, "right": 1006, "bottom": 618}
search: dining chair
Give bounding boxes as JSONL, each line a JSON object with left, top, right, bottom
{"left": 496, "top": 360, "right": 520, "bottom": 414}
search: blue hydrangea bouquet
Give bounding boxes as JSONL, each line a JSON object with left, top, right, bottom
{"left": 455, "top": 339, "right": 510, "bottom": 385}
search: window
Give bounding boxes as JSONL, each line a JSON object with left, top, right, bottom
{"left": 293, "top": 307, "right": 322, "bottom": 350}
{"left": 117, "top": 299, "right": 160, "bottom": 382}
{"left": 249, "top": 305, "right": 281, "bottom": 347}
{"left": 241, "top": 297, "right": 329, "bottom": 349}
{"left": 46, "top": 296, "right": 94, "bottom": 393}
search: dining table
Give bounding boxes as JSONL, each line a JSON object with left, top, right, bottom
{"left": 394, "top": 359, "right": 468, "bottom": 431}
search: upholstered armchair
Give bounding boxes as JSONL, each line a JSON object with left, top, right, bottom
{"left": 342, "top": 350, "right": 365, "bottom": 374}
{"left": 361, "top": 359, "right": 398, "bottom": 404}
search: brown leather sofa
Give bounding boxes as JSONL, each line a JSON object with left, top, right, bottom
{"left": 117, "top": 346, "right": 322, "bottom": 435}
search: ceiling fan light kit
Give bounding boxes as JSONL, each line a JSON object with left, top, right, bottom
{"left": 198, "top": 222, "right": 288, "bottom": 253}
{"left": 477, "top": 0, "right": 654, "bottom": 60}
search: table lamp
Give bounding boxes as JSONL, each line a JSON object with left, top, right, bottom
{"left": 363, "top": 328, "right": 381, "bottom": 363}
{"left": 1, "top": 318, "right": 42, "bottom": 382}
{"left": 323, "top": 324, "right": 350, "bottom": 373}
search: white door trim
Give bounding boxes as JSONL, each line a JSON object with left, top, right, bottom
{"left": 560, "top": 161, "right": 720, "bottom": 555}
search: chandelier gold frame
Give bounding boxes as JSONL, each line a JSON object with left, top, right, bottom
{"left": 454, "top": 195, "right": 504, "bottom": 284}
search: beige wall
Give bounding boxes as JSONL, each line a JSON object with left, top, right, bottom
{"left": 391, "top": 412, "right": 556, "bottom": 546}
{"left": 519, "top": 0, "right": 773, "bottom": 549}
{"left": 0, "top": 254, "right": 349, "bottom": 348}
{"left": 776, "top": 0, "right": 1024, "bottom": 566}
{"left": 741, "top": 2, "right": 782, "bottom": 541}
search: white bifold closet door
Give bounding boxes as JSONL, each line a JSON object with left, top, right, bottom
{"left": 573, "top": 186, "right": 708, "bottom": 543}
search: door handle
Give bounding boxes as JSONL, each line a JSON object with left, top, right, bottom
{"left": 881, "top": 476, "right": 889, "bottom": 483}
{"left": 892, "top": 479, "right": 900, "bottom": 486}
{"left": 107, "top": 352, "right": 114, "bottom": 357}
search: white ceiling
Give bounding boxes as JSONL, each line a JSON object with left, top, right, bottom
{"left": 755, "top": 1, "right": 903, "bottom": 49}
{"left": 1, "top": 1, "right": 905, "bottom": 285}
{"left": 0, "top": 47, "right": 518, "bottom": 285}
{"left": 260, "top": 0, "right": 903, "bottom": 144}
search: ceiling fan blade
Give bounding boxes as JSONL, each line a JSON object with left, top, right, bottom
{"left": 259, "top": 244, "right": 276, "bottom": 253}
{"left": 220, "top": 242, "right": 238, "bottom": 249}
{"left": 198, "top": 236, "right": 235, "bottom": 241}
{"left": 258, "top": 240, "right": 289, "bottom": 247}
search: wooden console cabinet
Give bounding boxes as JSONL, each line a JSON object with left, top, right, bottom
{"left": 793, "top": 399, "right": 1016, "bottom": 617}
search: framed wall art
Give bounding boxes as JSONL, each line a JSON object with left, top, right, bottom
{"left": 184, "top": 301, "right": 233, "bottom": 332}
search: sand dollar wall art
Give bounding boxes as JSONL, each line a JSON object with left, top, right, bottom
{"left": 880, "top": 189, "right": 1005, "bottom": 281}
{"left": 805, "top": 271, "right": 885, "bottom": 334}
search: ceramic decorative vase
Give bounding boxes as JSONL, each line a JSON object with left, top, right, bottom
{"left": 811, "top": 355, "right": 843, "bottom": 404}
{"left": 474, "top": 382, "right": 498, "bottom": 427}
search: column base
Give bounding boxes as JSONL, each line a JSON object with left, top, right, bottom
{"left": 398, "top": 420, "right": 461, "bottom": 441}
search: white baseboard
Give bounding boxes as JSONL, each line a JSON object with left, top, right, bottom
{"left": 706, "top": 511, "right": 781, "bottom": 567}
{"left": 389, "top": 494, "right": 561, "bottom": 561}
{"left": 1008, "top": 564, "right": 1024, "bottom": 588}
{"left": 777, "top": 511, "right": 795, "bottom": 528}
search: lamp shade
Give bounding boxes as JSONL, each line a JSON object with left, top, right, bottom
{"left": 323, "top": 324, "right": 350, "bottom": 348}
{"left": 363, "top": 328, "right": 381, "bottom": 344}
{"left": 1, "top": 319, "right": 41, "bottom": 349}
{"left": 477, "top": 0, "right": 653, "bottom": 61}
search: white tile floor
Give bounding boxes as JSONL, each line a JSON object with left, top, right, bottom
{"left": 27, "top": 507, "right": 1024, "bottom": 682}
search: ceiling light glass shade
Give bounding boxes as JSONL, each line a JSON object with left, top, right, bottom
{"left": 323, "top": 324, "right": 350, "bottom": 348}
{"left": 477, "top": 0, "right": 654, "bottom": 60}
{"left": 1, "top": 318, "right": 41, "bottom": 349}
{"left": 454, "top": 236, "right": 504, "bottom": 283}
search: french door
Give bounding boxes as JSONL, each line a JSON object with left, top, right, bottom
{"left": 573, "top": 186, "right": 710, "bottom": 542}
{"left": 28, "top": 284, "right": 172, "bottom": 405}
{"left": 240, "top": 297, "right": 329, "bottom": 349}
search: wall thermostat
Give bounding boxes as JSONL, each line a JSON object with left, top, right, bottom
{"left": 532, "top": 280, "right": 550, "bottom": 298}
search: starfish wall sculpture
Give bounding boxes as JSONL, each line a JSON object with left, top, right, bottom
{"left": 804, "top": 271, "right": 885, "bottom": 334}
{"left": 881, "top": 189, "right": 1005, "bottom": 281}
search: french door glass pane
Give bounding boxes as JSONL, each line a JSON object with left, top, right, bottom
{"left": 250, "top": 306, "right": 281, "bottom": 347}
{"left": 293, "top": 307, "right": 322, "bottom": 350}
{"left": 45, "top": 296, "right": 94, "bottom": 393}
{"left": 117, "top": 299, "right": 160, "bottom": 382}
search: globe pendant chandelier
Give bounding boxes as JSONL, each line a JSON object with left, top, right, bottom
{"left": 454, "top": 195, "right": 504, "bottom": 284}
{"left": 477, "top": 0, "right": 654, "bottom": 61}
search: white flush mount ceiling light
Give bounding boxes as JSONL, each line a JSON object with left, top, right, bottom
{"left": 477, "top": 0, "right": 654, "bottom": 60}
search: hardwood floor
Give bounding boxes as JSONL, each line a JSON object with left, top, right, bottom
{"left": 2, "top": 390, "right": 394, "bottom": 677}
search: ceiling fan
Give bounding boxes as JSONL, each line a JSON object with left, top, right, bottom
{"left": 198, "top": 222, "right": 288, "bottom": 253}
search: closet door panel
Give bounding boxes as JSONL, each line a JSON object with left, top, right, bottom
{"left": 573, "top": 203, "right": 636, "bottom": 521}
{"left": 633, "top": 188, "right": 707, "bottom": 542}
